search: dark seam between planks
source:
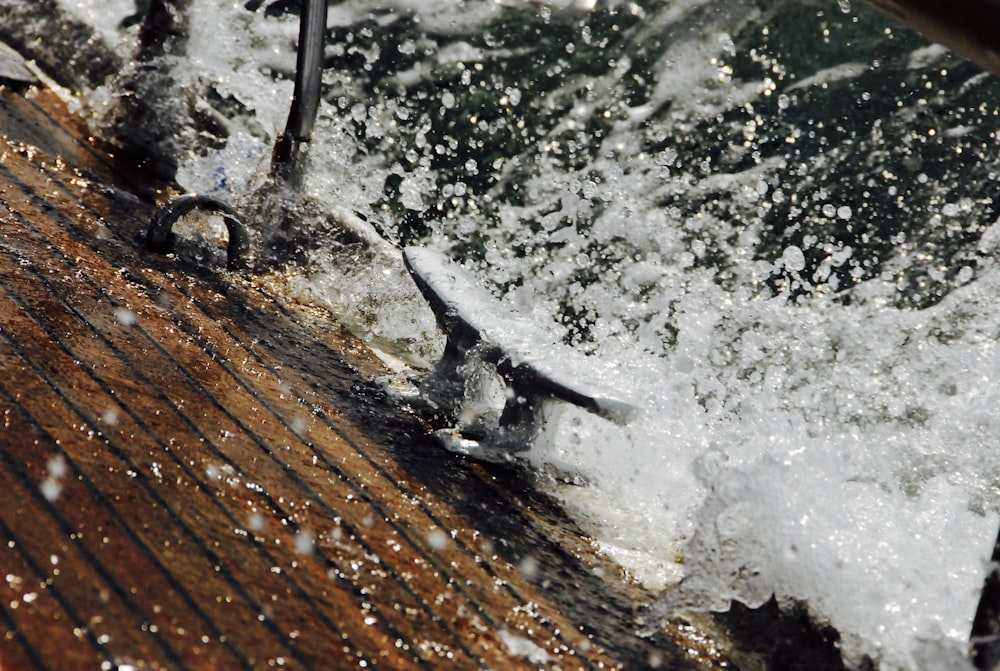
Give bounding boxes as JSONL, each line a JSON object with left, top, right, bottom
{"left": 0, "top": 517, "right": 68, "bottom": 671}
{"left": 0, "top": 594, "right": 52, "bottom": 671}
{"left": 0, "top": 247, "right": 390, "bottom": 670}
{"left": 0, "top": 383, "right": 184, "bottom": 670}
{"left": 0, "top": 277, "right": 307, "bottom": 671}
{"left": 0, "top": 291, "right": 260, "bottom": 671}
{"left": 0, "top": 205, "right": 452, "bottom": 670}
{"left": 20, "top": 92, "right": 160, "bottom": 201}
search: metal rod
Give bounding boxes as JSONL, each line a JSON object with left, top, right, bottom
{"left": 270, "top": 0, "right": 327, "bottom": 187}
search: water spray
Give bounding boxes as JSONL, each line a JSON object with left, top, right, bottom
{"left": 144, "top": 0, "right": 327, "bottom": 270}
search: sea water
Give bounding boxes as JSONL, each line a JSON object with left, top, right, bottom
{"left": 58, "top": 0, "right": 1000, "bottom": 667}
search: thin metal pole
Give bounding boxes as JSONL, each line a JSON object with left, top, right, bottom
{"left": 270, "top": 0, "right": 327, "bottom": 188}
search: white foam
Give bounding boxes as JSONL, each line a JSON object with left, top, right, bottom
{"left": 54, "top": 0, "right": 136, "bottom": 52}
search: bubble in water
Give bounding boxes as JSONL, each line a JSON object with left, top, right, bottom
{"left": 717, "top": 33, "right": 736, "bottom": 56}
{"left": 656, "top": 148, "right": 677, "bottom": 167}
{"left": 782, "top": 245, "right": 806, "bottom": 272}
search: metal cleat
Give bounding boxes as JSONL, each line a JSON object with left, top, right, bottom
{"left": 403, "top": 246, "right": 637, "bottom": 460}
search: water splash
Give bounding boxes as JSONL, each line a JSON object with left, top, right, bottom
{"left": 61, "top": 0, "right": 1000, "bottom": 667}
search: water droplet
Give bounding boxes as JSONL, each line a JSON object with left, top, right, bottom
{"left": 427, "top": 529, "right": 448, "bottom": 550}
{"left": 113, "top": 307, "right": 136, "bottom": 326}
{"left": 47, "top": 455, "right": 67, "bottom": 478}
{"left": 782, "top": 245, "right": 806, "bottom": 272}
{"left": 517, "top": 555, "right": 539, "bottom": 579}
{"left": 717, "top": 33, "right": 735, "bottom": 56}
{"left": 294, "top": 529, "right": 314, "bottom": 555}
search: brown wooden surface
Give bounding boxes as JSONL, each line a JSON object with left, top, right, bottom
{"left": 0, "top": 83, "right": 727, "bottom": 670}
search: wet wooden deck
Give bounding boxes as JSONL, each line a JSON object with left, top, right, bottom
{"left": 0, "top": 81, "right": 728, "bottom": 669}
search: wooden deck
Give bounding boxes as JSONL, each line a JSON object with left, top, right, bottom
{"left": 0, "top": 80, "right": 728, "bottom": 669}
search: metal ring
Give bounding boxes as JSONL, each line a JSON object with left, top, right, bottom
{"left": 146, "top": 193, "right": 251, "bottom": 270}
